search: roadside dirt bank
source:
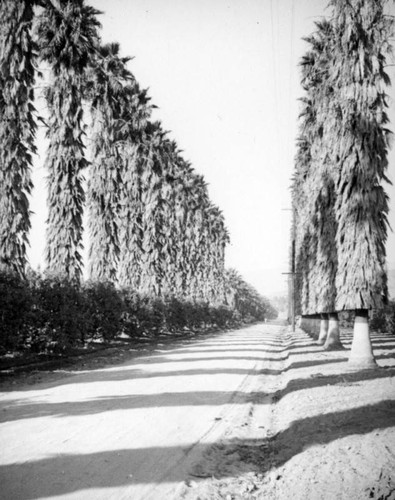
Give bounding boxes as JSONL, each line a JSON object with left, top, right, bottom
{"left": 179, "top": 328, "right": 395, "bottom": 500}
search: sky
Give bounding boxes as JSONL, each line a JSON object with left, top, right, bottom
{"left": 29, "top": 0, "right": 395, "bottom": 298}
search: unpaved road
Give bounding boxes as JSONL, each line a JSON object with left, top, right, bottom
{"left": 0, "top": 324, "right": 284, "bottom": 500}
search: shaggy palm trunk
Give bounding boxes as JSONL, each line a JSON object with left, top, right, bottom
{"left": 88, "top": 98, "right": 121, "bottom": 282}
{"left": 117, "top": 145, "right": 143, "bottom": 289}
{"left": 0, "top": 0, "right": 36, "bottom": 276}
{"left": 38, "top": 0, "right": 101, "bottom": 282}
{"left": 329, "top": 0, "right": 392, "bottom": 363}
{"left": 88, "top": 111, "right": 121, "bottom": 281}
{"left": 293, "top": 21, "right": 335, "bottom": 318}
{"left": 349, "top": 309, "right": 376, "bottom": 368}
{"left": 139, "top": 144, "right": 165, "bottom": 296}
{"left": 323, "top": 312, "right": 343, "bottom": 350}
{"left": 44, "top": 78, "right": 87, "bottom": 282}
{"left": 88, "top": 50, "right": 149, "bottom": 283}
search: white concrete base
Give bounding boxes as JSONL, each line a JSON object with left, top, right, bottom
{"left": 317, "top": 317, "right": 329, "bottom": 345}
{"left": 324, "top": 313, "right": 343, "bottom": 350}
{"left": 349, "top": 312, "right": 377, "bottom": 369}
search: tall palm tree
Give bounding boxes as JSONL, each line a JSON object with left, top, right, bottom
{"left": 138, "top": 122, "right": 168, "bottom": 296}
{"left": 293, "top": 88, "right": 320, "bottom": 318}
{"left": 116, "top": 85, "right": 152, "bottom": 289}
{"left": 86, "top": 42, "right": 133, "bottom": 282}
{"left": 181, "top": 171, "right": 211, "bottom": 300}
{"left": 37, "top": 0, "right": 101, "bottom": 282}
{"left": 307, "top": 20, "right": 342, "bottom": 348}
{"left": 170, "top": 161, "right": 202, "bottom": 298}
{"left": 206, "top": 204, "right": 228, "bottom": 305}
{"left": 294, "top": 19, "right": 344, "bottom": 348}
{"left": 0, "top": 0, "right": 37, "bottom": 277}
{"left": 117, "top": 142, "right": 144, "bottom": 289}
{"left": 329, "top": 0, "right": 392, "bottom": 366}
{"left": 157, "top": 138, "right": 184, "bottom": 296}
{"left": 224, "top": 269, "right": 274, "bottom": 321}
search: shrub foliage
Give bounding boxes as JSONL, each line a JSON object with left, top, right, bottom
{"left": 0, "top": 270, "right": 277, "bottom": 354}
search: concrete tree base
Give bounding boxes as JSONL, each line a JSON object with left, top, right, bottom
{"left": 317, "top": 314, "right": 329, "bottom": 345}
{"left": 324, "top": 313, "right": 343, "bottom": 350}
{"left": 349, "top": 310, "right": 377, "bottom": 369}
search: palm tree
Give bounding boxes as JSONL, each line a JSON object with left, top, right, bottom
{"left": 156, "top": 138, "right": 185, "bottom": 297}
{"left": 116, "top": 85, "right": 152, "bottom": 289}
{"left": 180, "top": 171, "right": 211, "bottom": 300}
{"left": 169, "top": 161, "right": 203, "bottom": 298}
{"left": 138, "top": 122, "right": 169, "bottom": 296}
{"left": 206, "top": 205, "right": 228, "bottom": 305}
{"left": 293, "top": 19, "right": 343, "bottom": 348}
{"left": 224, "top": 269, "right": 275, "bottom": 321}
{"left": 329, "top": 0, "right": 392, "bottom": 366}
{"left": 293, "top": 69, "right": 321, "bottom": 322}
{"left": 307, "top": 20, "right": 342, "bottom": 349}
{"left": 0, "top": 0, "right": 37, "bottom": 277}
{"left": 86, "top": 42, "right": 133, "bottom": 282}
{"left": 117, "top": 141, "right": 144, "bottom": 289}
{"left": 37, "top": 0, "right": 101, "bottom": 282}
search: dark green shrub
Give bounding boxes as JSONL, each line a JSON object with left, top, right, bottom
{"left": 370, "top": 308, "right": 387, "bottom": 333}
{"left": 29, "top": 275, "right": 87, "bottom": 353}
{"left": 136, "top": 296, "right": 166, "bottom": 336}
{"left": 84, "top": 281, "right": 124, "bottom": 341}
{"left": 120, "top": 288, "right": 141, "bottom": 337}
{"left": 339, "top": 310, "right": 354, "bottom": 328}
{"left": 162, "top": 296, "right": 189, "bottom": 333}
{"left": 371, "top": 301, "right": 395, "bottom": 335}
{"left": 185, "top": 300, "right": 208, "bottom": 331}
{"left": 1, "top": 268, "right": 275, "bottom": 356}
{"left": 0, "top": 270, "right": 32, "bottom": 350}
{"left": 208, "top": 304, "right": 235, "bottom": 329}
{"left": 386, "top": 301, "right": 395, "bottom": 335}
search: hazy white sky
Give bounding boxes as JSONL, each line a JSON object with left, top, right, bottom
{"left": 29, "top": 0, "right": 395, "bottom": 297}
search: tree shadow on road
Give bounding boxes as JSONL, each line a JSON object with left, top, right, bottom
{"left": 273, "top": 366, "right": 395, "bottom": 401}
{"left": 3, "top": 363, "right": 395, "bottom": 424}
{"left": 0, "top": 389, "right": 273, "bottom": 423}
{"left": 1, "top": 400, "right": 394, "bottom": 500}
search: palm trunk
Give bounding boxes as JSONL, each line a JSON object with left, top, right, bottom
{"left": 317, "top": 314, "right": 329, "bottom": 344}
{"left": 324, "top": 312, "right": 343, "bottom": 350}
{"left": 349, "top": 309, "right": 376, "bottom": 368}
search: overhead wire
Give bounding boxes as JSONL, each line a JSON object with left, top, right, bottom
{"left": 287, "top": 0, "right": 296, "bottom": 175}
{"left": 270, "top": 0, "right": 281, "bottom": 165}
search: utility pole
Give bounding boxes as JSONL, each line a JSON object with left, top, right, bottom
{"left": 282, "top": 207, "right": 296, "bottom": 332}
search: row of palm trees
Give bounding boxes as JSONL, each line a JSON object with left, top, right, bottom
{"left": 292, "top": 0, "right": 393, "bottom": 365}
{"left": 225, "top": 268, "right": 278, "bottom": 321}
{"left": 0, "top": 0, "right": 232, "bottom": 305}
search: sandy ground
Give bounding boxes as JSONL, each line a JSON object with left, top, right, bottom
{"left": 0, "top": 324, "right": 394, "bottom": 500}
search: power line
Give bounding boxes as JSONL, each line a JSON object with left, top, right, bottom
{"left": 270, "top": 0, "right": 281, "bottom": 160}
{"left": 288, "top": 0, "right": 296, "bottom": 165}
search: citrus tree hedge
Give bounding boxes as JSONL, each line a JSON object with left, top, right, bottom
{"left": 0, "top": 270, "right": 260, "bottom": 354}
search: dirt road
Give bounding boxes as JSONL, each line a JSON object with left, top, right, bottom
{"left": 0, "top": 324, "right": 285, "bottom": 500}
{"left": 2, "top": 324, "right": 395, "bottom": 500}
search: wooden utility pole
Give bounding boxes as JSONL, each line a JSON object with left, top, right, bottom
{"left": 282, "top": 207, "right": 296, "bottom": 332}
